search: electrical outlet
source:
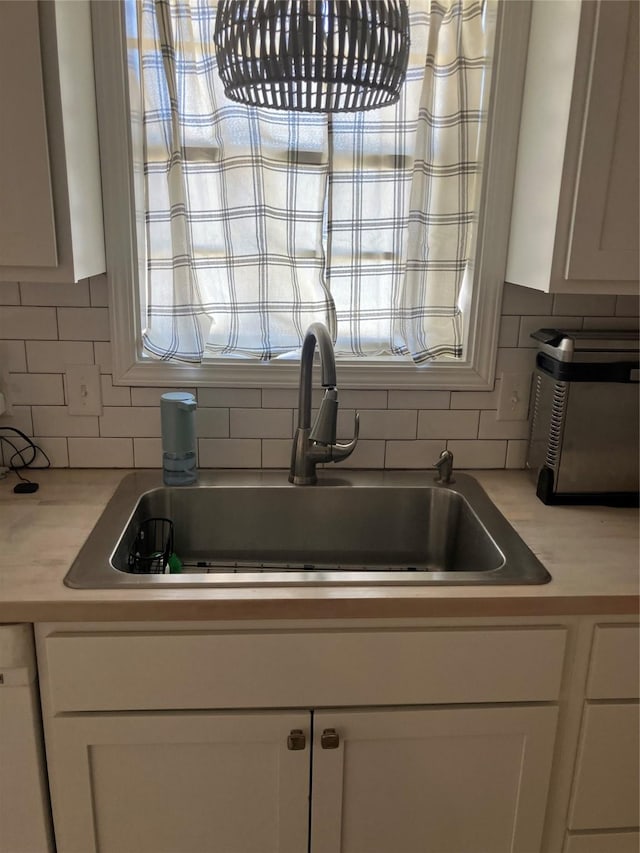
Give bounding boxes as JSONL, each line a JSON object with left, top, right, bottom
{"left": 0, "top": 343, "right": 12, "bottom": 416}
{"left": 66, "top": 365, "right": 102, "bottom": 416}
{"left": 497, "top": 371, "right": 532, "bottom": 421}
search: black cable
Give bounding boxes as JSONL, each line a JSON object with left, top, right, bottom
{"left": 0, "top": 427, "right": 51, "bottom": 486}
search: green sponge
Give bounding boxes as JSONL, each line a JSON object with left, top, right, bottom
{"left": 167, "top": 553, "right": 182, "bottom": 574}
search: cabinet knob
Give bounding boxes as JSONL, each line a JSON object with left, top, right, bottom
{"left": 321, "top": 728, "right": 340, "bottom": 749}
{"left": 287, "top": 729, "right": 306, "bottom": 750}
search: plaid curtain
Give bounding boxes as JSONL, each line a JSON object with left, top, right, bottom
{"left": 136, "top": 0, "right": 493, "bottom": 363}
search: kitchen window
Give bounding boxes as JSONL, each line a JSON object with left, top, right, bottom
{"left": 92, "top": 0, "right": 529, "bottom": 388}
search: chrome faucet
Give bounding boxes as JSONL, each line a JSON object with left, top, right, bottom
{"left": 289, "top": 322, "right": 359, "bottom": 485}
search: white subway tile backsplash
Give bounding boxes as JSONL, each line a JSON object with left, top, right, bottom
{"left": 0, "top": 341, "right": 27, "bottom": 373}
{"left": 99, "top": 406, "right": 160, "bottom": 437}
{"left": 196, "top": 408, "right": 229, "bottom": 438}
{"left": 89, "top": 275, "right": 109, "bottom": 307}
{"left": 32, "top": 406, "right": 99, "bottom": 437}
{"left": 582, "top": 316, "right": 640, "bottom": 330}
{"left": 450, "top": 383, "right": 500, "bottom": 410}
{"left": 385, "top": 440, "right": 443, "bottom": 469}
{"left": 26, "top": 340, "right": 94, "bottom": 373}
{"left": 447, "top": 439, "right": 507, "bottom": 468}
{"left": 199, "top": 438, "right": 261, "bottom": 468}
{"left": 418, "top": 410, "right": 479, "bottom": 439}
{"left": 387, "top": 390, "right": 450, "bottom": 409}
{"left": 518, "top": 316, "right": 582, "bottom": 348}
{"left": 261, "top": 439, "right": 291, "bottom": 468}
{"left": 501, "top": 284, "right": 553, "bottom": 316}
{"left": 0, "top": 283, "right": 20, "bottom": 305}
{"left": 131, "top": 386, "right": 196, "bottom": 406}
{"left": 230, "top": 408, "right": 293, "bottom": 438}
{"left": 0, "top": 307, "right": 58, "bottom": 340}
{"left": 496, "top": 347, "right": 537, "bottom": 374}
{"left": 0, "top": 429, "right": 65, "bottom": 468}
{"left": 354, "top": 409, "right": 416, "bottom": 439}
{"left": 30, "top": 437, "right": 69, "bottom": 468}
{"left": 68, "top": 437, "right": 134, "bottom": 468}
{"left": 93, "top": 342, "right": 113, "bottom": 373}
{"left": 100, "top": 375, "right": 132, "bottom": 407}
{"left": 506, "top": 440, "right": 528, "bottom": 469}
{"left": 478, "top": 410, "right": 530, "bottom": 440}
{"left": 199, "top": 387, "right": 262, "bottom": 407}
{"left": 10, "top": 373, "right": 65, "bottom": 406}
{"left": 0, "top": 407, "right": 34, "bottom": 439}
{"left": 498, "top": 316, "right": 520, "bottom": 348}
{"left": 553, "top": 294, "right": 616, "bottom": 317}
{"left": 263, "top": 387, "right": 324, "bottom": 409}
{"left": 133, "top": 438, "right": 162, "bottom": 468}
{"left": 339, "top": 389, "right": 388, "bottom": 409}
{"left": 57, "top": 307, "right": 110, "bottom": 341}
{"left": 260, "top": 388, "right": 299, "bottom": 408}
{"left": 20, "top": 281, "right": 90, "bottom": 307}
{"left": 5, "top": 272, "right": 637, "bottom": 472}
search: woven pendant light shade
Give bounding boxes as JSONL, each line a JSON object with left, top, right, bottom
{"left": 213, "top": 0, "right": 410, "bottom": 112}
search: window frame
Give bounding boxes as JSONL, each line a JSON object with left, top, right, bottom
{"left": 91, "top": 0, "right": 531, "bottom": 390}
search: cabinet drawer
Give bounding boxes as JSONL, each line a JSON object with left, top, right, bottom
{"left": 43, "top": 627, "right": 566, "bottom": 713}
{"left": 564, "top": 831, "right": 640, "bottom": 853}
{"left": 587, "top": 624, "right": 639, "bottom": 699}
{"left": 569, "top": 702, "right": 640, "bottom": 830}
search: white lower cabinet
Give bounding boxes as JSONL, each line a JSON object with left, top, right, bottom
{"left": 562, "top": 623, "right": 640, "bottom": 852}
{"left": 34, "top": 618, "right": 640, "bottom": 852}
{"left": 48, "top": 705, "right": 557, "bottom": 853}
{"left": 310, "top": 706, "right": 557, "bottom": 853}
{"left": 49, "top": 711, "right": 310, "bottom": 853}
{"left": 38, "top": 623, "right": 567, "bottom": 853}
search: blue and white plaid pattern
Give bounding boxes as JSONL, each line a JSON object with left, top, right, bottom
{"left": 134, "top": 0, "right": 493, "bottom": 363}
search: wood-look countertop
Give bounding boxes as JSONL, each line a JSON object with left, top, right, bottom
{"left": 0, "top": 468, "right": 637, "bottom": 622}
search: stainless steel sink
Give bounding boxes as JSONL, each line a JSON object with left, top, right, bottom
{"left": 64, "top": 470, "right": 551, "bottom": 588}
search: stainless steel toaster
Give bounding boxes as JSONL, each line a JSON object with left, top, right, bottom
{"left": 527, "top": 329, "right": 639, "bottom": 505}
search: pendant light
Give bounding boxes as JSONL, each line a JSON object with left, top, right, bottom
{"left": 213, "top": 0, "right": 410, "bottom": 113}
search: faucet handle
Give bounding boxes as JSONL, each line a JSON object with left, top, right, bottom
{"left": 434, "top": 449, "right": 454, "bottom": 484}
{"left": 309, "top": 388, "right": 338, "bottom": 445}
{"left": 330, "top": 411, "right": 360, "bottom": 463}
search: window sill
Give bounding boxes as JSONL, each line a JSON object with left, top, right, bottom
{"left": 113, "top": 352, "right": 497, "bottom": 391}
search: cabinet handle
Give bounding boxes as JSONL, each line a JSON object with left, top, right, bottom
{"left": 321, "top": 728, "right": 340, "bottom": 749}
{"left": 287, "top": 729, "right": 306, "bottom": 750}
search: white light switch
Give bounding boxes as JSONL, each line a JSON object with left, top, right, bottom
{"left": 497, "top": 372, "right": 532, "bottom": 421}
{"left": 66, "top": 365, "right": 102, "bottom": 416}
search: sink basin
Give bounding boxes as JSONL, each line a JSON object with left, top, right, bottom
{"left": 64, "top": 471, "right": 551, "bottom": 588}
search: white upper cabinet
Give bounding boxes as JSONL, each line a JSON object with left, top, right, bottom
{"left": 0, "top": 0, "right": 105, "bottom": 283}
{"left": 506, "top": 0, "right": 639, "bottom": 295}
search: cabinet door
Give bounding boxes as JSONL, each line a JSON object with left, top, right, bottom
{"left": 311, "top": 706, "right": 558, "bottom": 853}
{"left": 568, "top": 702, "right": 640, "bottom": 830}
{"left": 48, "top": 711, "right": 310, "bottom": 853}
{"left": 505, "top": 0, "right": 639, "bottom": 293}
{"left": 565, "top": 0, "right": 639, "bottom": 282}
{"left": 0, "top": 0, "right": 57, "bottom": 268}
{"left": 0, "top": 0, "right": 104, "bottom": 282}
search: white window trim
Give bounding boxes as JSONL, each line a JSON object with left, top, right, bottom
{"left": 91, "top": 0, "right": 531, "bottom": 390}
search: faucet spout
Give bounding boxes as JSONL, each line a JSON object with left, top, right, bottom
{"left": 296, "top": 322, "right": 337, "bottom": 431}
{"left": 289, "top": 322, "right": 359, "bottom": 485}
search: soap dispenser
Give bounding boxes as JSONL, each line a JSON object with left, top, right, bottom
{"left": 160, "top": 391, "right": 197, "bottom": 485}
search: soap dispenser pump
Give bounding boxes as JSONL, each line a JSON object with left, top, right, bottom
{"left": 160, "top": 391, "right": 197, "bottom": 485}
